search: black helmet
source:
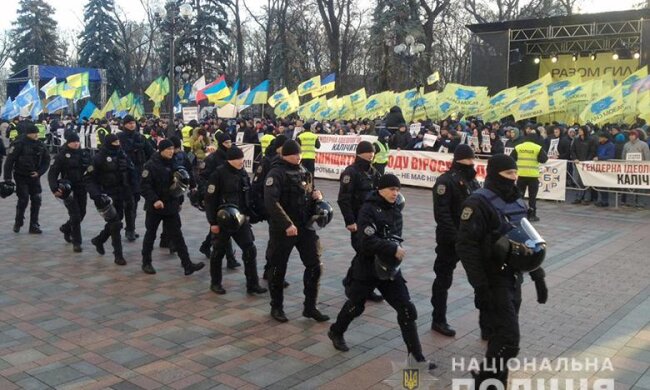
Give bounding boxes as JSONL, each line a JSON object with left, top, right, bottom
{"left": 0, "top": 181, "right": 15, "bottom": 198}
{"left": 169, "top": 168, "right": 190, "bottom": 198}
{"left": 395, "top": 192, "right": 405, "bottom": 212}
{"left": 374, "top": 234, "right": 404, "bottom": 280}
{"left": 96, "top": 194, "right": 117, "bottom": 222}
{"left": 216, "top": 204, "right": 246, "bottom": 233}
{"left": 309, "top": 200, "right": 334, "bottom": 230}
{"left": 189, "top": 187, "right": 205, "bottom": 211}
{"left": 57, "top": 179, "right": 73, "bottom": 199}
{"left": 494, "top": 218, "right": 546, "bottom": 272}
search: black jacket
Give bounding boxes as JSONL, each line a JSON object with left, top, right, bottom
{"left": 433, "top": 163, "right": 480, "bottom": 243}
{"left": 337, "top": 157, "right": 381, "bottom": 226}
{"left": 570, "top": 135, "right": 597, "bottom": 161}
{"left": 264, "top": 159, "right": 317, "bottom": 231}
{"left": 204, "top": 163, "right": 253, "bottom": 226}
{"left": 140, "top": 152, "right": 184, "bottom": 215}
{"left": 84, "top": 145, "right": 136, "bottom": 200}
{"left": 117, "top": 129, "right": 154, "bottom": 170}
{"left": 544, "top": 135, "right": 571, "bottom": 160}
{"left": 3, "top": 136, "right": 50, "bottom": 180}
{"left": 390, "top": 130, "right": 412, "bottom": 150}
{"left": 385, "top": 106, "right": 406, "bottom": 130}
{"left": 48, "top": 145, "right": 91, "bottom": 192}
{"left": 251, "top": 152, "right": 280, "bottom": 220}
{"left": 351, "top": 191, "right": 403, "bottom": 281}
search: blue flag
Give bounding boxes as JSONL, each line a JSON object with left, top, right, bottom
{"left": 46, "top": 96, "right": 69, "bottom": 113}
{"left": 78, "top": 101, "right": 97, "bottom": 123}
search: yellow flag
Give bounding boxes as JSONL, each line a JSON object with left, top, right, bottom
{"left": 66, "top": 72, "right": 89, "bottom": 89}
{"left": 426, "top": 71, "right": 440, "bottom": 85}
{"left": 579, "top": 85, "right": 624, "bottom": 125}
{"left": 348, "top": 88, "right": 367, "bottom": 108}
{"left": 622, "top": 66, "right": 648, "bottom": 97}
{"left": 274, "top": 91, "right": 300, "bottom": 117}
{"left": 268, "top": 87, "right": 289, "bottom": 107}
{"left": 513, "top": 88, "right": 550, "bottom": 121}
{"left": 297, "top": 76, "right": 321, "bottom": 96}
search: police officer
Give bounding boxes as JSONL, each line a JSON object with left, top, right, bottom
{"left": 511, "top": 131, "right": 548, "bottom": 222}
{"left": 140, "top": 139, "right": 205, "bottom": 275}
{"left": 328, "top": 174, "right": 436, "bottom": 370}
{"left": 259, "top": 127, "right": 276, "bottom": 156}
{"left": 85, "top": 134, "right": 137, "bottom": 266}
{"left": 3, "top": 121, "right": 50, "bottom": 233}
{"left": 456, "top": 154, "right": 548, "bottom": 386}
{"left": 204, "top": 146, "right": 267, "bottom": 295}
{"left": 431, "top": 144, "right": 480, "bottom": 337}
{"left": 159, "top": 136, "right": 196, "bottom": 253}
{"left": 296, "top": 122, "right": 320, "bottom": 175}
{"left": 338, "top": 141, "right": 383, "bottom": 302}
{"left": 96, "top": 119, "right": 110, "bottom": 148}
{"left": 47, "top": 133, "right": 91, "bottom": 252}
{"left": 197, "top": 133, "right": 240, "bottom": 268}
{"left": 118, "top": 114, "right": 154, "bottom": 242}
{"left": 264, "top": 140, "right": 329, "bottom": 323}
{"left": 252, "top": 135, "right": 288, "bottom": 284}
{"left": 6, "top": 117, "right": 19, "bottom": 143}
{"left": 181, "top": 120, "right": 197, "bottom": 153}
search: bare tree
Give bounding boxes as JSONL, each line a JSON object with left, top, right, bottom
{"left": 0, "top": 31, "right": 12, "bottom": 71}
{"left": 226, "top": 0, "right": 246, "bottom": 80}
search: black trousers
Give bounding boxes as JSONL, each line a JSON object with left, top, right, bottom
{"left": 95, "top": 196, "right": 125, "bottom": 257}
{"left": 142, "top": 212, "right": 191, "bottom": 268}
{"left": 431, "top": 241, "right": 458, "bottom": 323}
{"left": 331, "top": 274, "right": 424, "bottom": 361}
{"left": 516, "top": 177, "right": 539, "bottom": 211}
{"left": 124, "top": 194, "right": 138, "bottom": 233}
{"left": 210, "top": 223, "right": 260, "bottom": 288}
{"left": 200, "top": 232, "right": 237, "bottom": 262}
{"left": 61, "top": 188, "right": 87, "bottom": 245}
{"left": 267, "top": 228, "right": 322, "bottom": 310}
{"left": 14, "top": 175, "right": 42, "bottom": 227}
{"left": 301, "top": 159, "right": 315, "bottom": 175}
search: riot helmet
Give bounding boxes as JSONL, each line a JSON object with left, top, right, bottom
{"left": 96, "top": 194, "right": 117, "bottom": 222}
{"left": 494, "top": 218, "right": 546, "bottom": 272}
{"left": 216, "top": 204, "right": 246, "bottom": 233}
{"left": 0, "top": 181, "right": 15, "bottom": 198}
{"left": 169, "top": 168, "right": 190, "bottom": 197}
{"left": 309, "top": 200, "right": 334, "bottom": 230}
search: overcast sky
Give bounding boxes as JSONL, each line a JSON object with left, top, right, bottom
{"left": 0, "top": 0, "right": 641, "bottom": 32}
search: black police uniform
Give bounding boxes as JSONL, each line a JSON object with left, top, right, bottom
{"left": 159, "top": 149, "right": 197, "bottom": 251}
{"left": 431, "top": 162, "right": 480, "bottom": 329}
{"left": 140, "top": 152, "right": 202, "bottom": 274}
{"left": 3, "top": 131, "right": 50, "bottom": 232}
{"left": 197, "top": 147, "right": 238, "bottom": 266}
{"left": 47, "top": 143, "right": 91, "bottom": 247}
{"left": 85, "top": 143, "right": 137, "bottom": 264}
{"left": 251, "top": 149, "right": 280, "bottom": 278}
{"left": 456, "top": 180, "right": 546, "bottom": 385}
{"left": 264, "top": 159, "right": 327, "bottom": 321}
{"left": 118, "top": 128, "right": 154, "bottom": 239}
{"left": 204, "top": 162, "right": 266, "bottom": 293}
{"left": 329, "top": 191, "right": 426, "bottom": 361}
{"left": 337, "top": 156, "right": 384, "bottom": 301}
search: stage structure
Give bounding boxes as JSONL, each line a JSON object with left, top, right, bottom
{"left": 5, "top": 65, "right": 107, "bottom": 106}
{"left": 467, "top": 9, "right": 650, "bottom": 94}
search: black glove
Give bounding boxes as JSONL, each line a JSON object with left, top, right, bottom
{"left": 534, "top": 279, "right": 548, "bottom": 304}
{"left": 474, "top": 286, "right": 494, "bottom": 311}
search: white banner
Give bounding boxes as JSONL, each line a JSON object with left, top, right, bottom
{"left": 575, "top": 160, "right": 650, "bottom": 189}
{"left": 182, "top": 107, "right": 199, "bottom": 123}
{"left": 313, "top": 135, "right": 567, "bottom": 201}
{"left": 240, "top": 143, "right": 255, "bottom": 174}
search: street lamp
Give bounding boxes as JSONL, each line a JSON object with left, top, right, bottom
{"left": 154, "top": 2, "right": 193, "bottom": 137}
{"left": 393, "top": 35, "right": 426, "bottom": 88}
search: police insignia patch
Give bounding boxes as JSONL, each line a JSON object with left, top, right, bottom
{"left": 436, "top": 184, "right": 446, "bottom": 195}
{"left": 342, "top": 175, "right": 351, "bottom": 184}
{"left": 364, "top": 226, "right": 375, "bottom": 235}
{"left": 65, "top": 153, "right": 71, "bottom": 158}
{"left": 256, "top": 166, "right": 263, "bottom": 173}
{"left": 461, "top": 207, "right": 473, "bottom": 220}
{"left": 86, "top": 166, "right": 94, "bottom": 173}
{"left": 265, "top": 177, "right": 274, "bottom": 186}
{"left": 142, "top": 170, "right": 149, "bottom": 178}
{"left": 106, "top": 157, "right": 112, "bottom": 162}
{"left": 207, "top": 184, "right": 216, "bottom": 194}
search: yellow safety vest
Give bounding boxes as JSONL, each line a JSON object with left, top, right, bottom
{"left": 373, "top": 141, "right": 389, "bottom": 164}
{"left": 514, "top": 141, "right": 541, "bottom": 178}
{"left": 297, "top": 131, "right": 318, "bottom": 160}
{"left": 213, "top": 129, "right": 223, "bottom": 144}
{"left": 260, "top": 134, "right": 276, "bottom": 155}
{"left": 36, "top": 124, "right": 47, "bottom": 140}
{"left": 8, "top": 123, "right": 18, "bottom": 141}
{"left": 96, "top": 127, "right": 109, "bottom": 146}
{"left": 181, "top": 126, "right": 193, "bottom": 148}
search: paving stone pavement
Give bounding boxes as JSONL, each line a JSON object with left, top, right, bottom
{"left": 0, "top": 178, "right": 648, "bottom": 389}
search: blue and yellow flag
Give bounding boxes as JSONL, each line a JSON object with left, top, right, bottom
{"left": 348, "top": 88, "right": 367, "bottom": 108}
{"left": 274, "top": 91, "right": 300, "bottom": 117}
{"left": 579, "top": 85, "right": 624, "bottom": 125}
{"left": 297, "top": 76, "right": 321, "bottom": 97}
{"left": 268, "top": 87, "right": 289, "bottom": 107}
{"left": 245, "top": 80, "right": 270, "bottom": 105}
{"left": 311, "top": 73, "right": 336, "bottom": 97}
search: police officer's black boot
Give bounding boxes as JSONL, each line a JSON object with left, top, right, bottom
{"left": 528, "top": 208, "right": 540, "bottom": 222}
{"left": 142, "top": 260, "right": 156, "bottom": 274}
{"left": 268, "top": 265, "right": 288, "bottom": 322}
{"left": 225, "top": 239, "right": 241, "bottom": 269}
{"left": 302, "top": 264, "right": 330, "bottom": 322}
{"left": 91, "top": 232, "right": 107, "bottom": 255}
{"left": 327, "top": 329, "right": 349, "bottom": 352}
{"left": 199, "top": 233, "right": 212, "bottom": 258}
{"left": 125, "top": 230, "right": 139, "bottom": 242}
{"left": 183, "top": 260, "right": 205, "bottom": 276}
{"left": 110, "top": 222, "right": 126, "bottom": 265}
{"left": 28, "top": 201, "right": 42, "bottom": 234}
{"left": 209, "top": 246, "right": 225, "bottom": 292}
{"left": 431, "top": 292, "right": 456, "bottom": 337}
{"left": 60, "top": 223, "right": 72, "bottom": 243}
